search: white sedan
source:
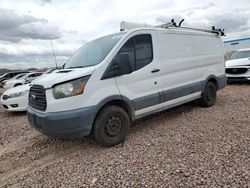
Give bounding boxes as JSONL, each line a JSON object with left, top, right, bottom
{"left": 1, "top": 73, "right": 27, "bottom": 85}
{"left": 225, "top": 48, "right": 250, "bottom": 82}
{"left": 1, "top": 84, "right": 31, "bottom": 111}
{"left": 3, "top": 72, "right": 43, "bottom": 90}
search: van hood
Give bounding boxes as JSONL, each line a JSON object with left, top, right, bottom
{"left": 226, "top": 58, "right": 250, "bottom": 67}
{"left": 32, "top": 67, "right": 95, "bottom": 88}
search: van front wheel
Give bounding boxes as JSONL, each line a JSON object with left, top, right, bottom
{"left": 93, "top": 105, "right": 130, "bottom": 147}
{"left": 200, "top": 81, "right": 217, "bottom": 107}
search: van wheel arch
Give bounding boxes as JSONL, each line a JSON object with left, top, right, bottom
{"left": 103, "top": 100, "right": 133, "bottom": 120}
{"left": 202, "top": 76, "right": 218, "bottom": 93}
{"left": 93, "top": 99, "right": 133, "bottom": 122}
{"left": 207, "top": 78, "right": 218, "bottom": 90}
{"left": 90, "top": 97, "right": 134, "bottom": 134}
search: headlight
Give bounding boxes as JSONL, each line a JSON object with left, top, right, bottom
{"left": 9, "top": 90, "right": 29, "bottom": 99}
{"left": 53, "top": 76, "right": 90, "bottom": 99}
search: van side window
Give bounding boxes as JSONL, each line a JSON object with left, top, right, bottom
{"left": 118, "top": 34, "right": 153, "bottom": 72}
{"left": 134, "top": 35, "right": 153, "bottom": 70}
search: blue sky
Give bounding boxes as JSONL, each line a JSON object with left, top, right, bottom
{"left": 0, "top": 0, "right": 249, "bottom": 69}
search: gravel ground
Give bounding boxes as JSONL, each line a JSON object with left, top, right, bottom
{"left": 0, "top": 84, "right": 249, "bottom": 187}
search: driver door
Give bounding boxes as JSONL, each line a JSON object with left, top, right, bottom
{"left": 115, "top": 31, "right": 161, "bottom": 117}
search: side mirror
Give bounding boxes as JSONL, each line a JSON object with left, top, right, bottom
{"left": 101, "top": 53, "right": 132, "bottom": 80}
{"left": 115, "top": 53, "right": 132, "bottom": 75}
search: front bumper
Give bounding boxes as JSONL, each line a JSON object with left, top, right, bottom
{"left": 1, "top": 94, "right": 28, "bottom": 111}
{"left": 227, "top": 76, "right": 250, "bottom": 82}
{"left": 27, "top": 106, "right": 96, "bottom": 138}
{"left": 226, "top": 67, "right": 250, "bottom": 82}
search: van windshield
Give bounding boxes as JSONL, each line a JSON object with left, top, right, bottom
{"left": 64, "top": 32, "right": 126, "bottom": 69}
{"left": 230, "top": 50, "right": 250, "bottom": 60}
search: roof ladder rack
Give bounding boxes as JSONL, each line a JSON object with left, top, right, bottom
{"left": 155, "top": 19, "right": 177, "bottom": 28}
{"left": 120, "top": 19, "right": 225, "bottom": 36}
{"left": 157, "top": 19, "right": 225, "bottom": 36}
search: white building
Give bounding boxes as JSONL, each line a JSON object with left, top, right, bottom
{"left": 224, "top": 37, "right": 250, "bottom": 59}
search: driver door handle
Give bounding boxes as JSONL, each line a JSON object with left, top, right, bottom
{"left": 151, "top": 68, "right": 160, "bottom": 73}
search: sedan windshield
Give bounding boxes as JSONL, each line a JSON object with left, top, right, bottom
{"left": 14, "top": 74, "right": 26, "bottom": 80}
{"left": 64, "top": 32, "right": 126, "bottom": 69}
{"left": 230, "top": 50, "right": 250, "bottom": 60}
{"left": 1, "top": 73, "right": 7, "bottom": 78}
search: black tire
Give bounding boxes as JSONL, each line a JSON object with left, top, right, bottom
{"left": 93, "top": 105, "right": 130, "bottom": 147}
{"left": 200, "top": 82, "right": 217, "bottom": 107}
{"left": 14, "top": 83, "right": 22, "bottom": 87}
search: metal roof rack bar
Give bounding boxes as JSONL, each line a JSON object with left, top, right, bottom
{"left": 156, "top": 19, "right": 225, "bottom": 36}
{"left": 120, "top": 19, "right": 225, "bottom": 36}
{"left": 170, "top": 26, "right": 225, "bottom": 36}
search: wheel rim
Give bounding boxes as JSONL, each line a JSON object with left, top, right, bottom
{"left": 105, "top": 116, "right": 122, "bottom": 137}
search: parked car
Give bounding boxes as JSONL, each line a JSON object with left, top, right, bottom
{"left": 27, "top": 22, "right": 227, "bottom": 147}
{"left": 44, "top": 67, "right": 59, "bottom": 74}
{"left": 0, "top": 71, "right": 29, "bottom": 86}
{"left": 225, "top": 48, "right": 250, "bottom": 82}
{"left": 1, "top": 73, "right": 27, "bottom": 85}
{"left": 3, "top": 72, "right": 43, "bottom": 90}
{"left": 1, "top": 84, "right": 31, "bottom": 111}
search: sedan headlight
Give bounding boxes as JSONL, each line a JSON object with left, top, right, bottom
{"left": 9, "top": 90, "right": 29, "bottom": 99}
{"left": 53, "top": 76, "right": 90, "bottom": 99}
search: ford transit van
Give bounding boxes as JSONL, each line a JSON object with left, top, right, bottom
{"left": 27, "top": 22, "right": 227, "bottom": 147}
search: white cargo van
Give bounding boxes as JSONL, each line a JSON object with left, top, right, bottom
{"left": 27, "top": 21, "right": 227, "bottom": 147}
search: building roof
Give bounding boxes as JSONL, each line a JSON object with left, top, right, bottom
{"left": 224, "top": 37, "right": 250, "bottom": 43}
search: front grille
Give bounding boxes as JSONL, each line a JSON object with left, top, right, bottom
{"left": 29, "top": 85, "right": 47, "bottom": 111}
{"left": 2, "top": 95, "right": 9, "bottom": 100}
{"left": 226, "top": 68, "right": 248, "bottom": 74}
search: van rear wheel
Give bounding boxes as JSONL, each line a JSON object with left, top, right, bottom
{"left": 93, "top": 105, "right": 130, "bottom": 147}
{"left": 200, "top": 81, "right": 217, "bottom": 107}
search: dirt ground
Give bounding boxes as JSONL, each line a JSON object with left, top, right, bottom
{"left": 0, "top": 84, "right": 249, "bottom": 187}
